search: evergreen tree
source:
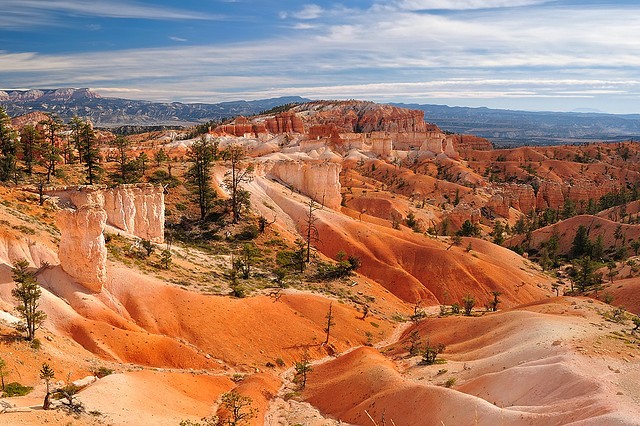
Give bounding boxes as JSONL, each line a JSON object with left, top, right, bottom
{"left": 185, "top": 136, "right": 217, "bottom": 220}
{"left": 20, "top": 124, "right": 43, "bottom": 175}
{"left": 568, "top": 256, "right": 602, "bottom": 292}
{"left": 112, "top": 136, "right": 140, "bottom": 184}
{"left": 40, "top": 115, "right": 63, "bottom": 183}
{"left": 39, "top": 363, "right": 55, "bottom": 410}
{"left": 571, "top": 225, "right": 591, "bottom": 259}
{"left": 0, "top": 106, "right": 19, "bottom": 182}
{"left": 79, "top": 123, "right": 102, "bottom": 184}
{"left": 11, "top": 259, "right": 46, "bottom": 341}
{"left": 223, "top": 144, "right": 254, "bottom": 223}
{"left": 68, "top": 116, "right": 84, "bottom": 163}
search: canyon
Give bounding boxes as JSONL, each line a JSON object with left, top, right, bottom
{"left": 1, "top": 100, "right": 640, "bottom": 425}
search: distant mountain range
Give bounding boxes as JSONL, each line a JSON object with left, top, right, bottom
{"left": 0, "top": 88, "right": 310, "bottom": 128}
{"left": 2, "top": 88, "right": 639, "bottom": 145}
{"left": 393, "top": 103, "right": 640, "bottom": 146}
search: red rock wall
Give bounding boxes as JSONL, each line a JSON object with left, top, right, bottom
{"left": 264, "top": 112, "right": 304, "bottom": 134}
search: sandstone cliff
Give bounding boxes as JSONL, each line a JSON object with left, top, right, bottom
{"left": 47, "top": 184, "right": 165, "bottom": 243}
{"left": 257, "top": 160, "right": 342, "bottom": 210}
{"left": 293, "top": 101, "right": 432, "bottom": 134}
{"left": 10, "top": 111, "right": 52, "bottom": 130}
{"left": 449, "top": 134, "right": 493, "bottom": 152}
{"left": 57, "top": 205, "right": 107, "bottom": 292}
{"left": 264, "top": 112, "right": 305, "bottom": 134}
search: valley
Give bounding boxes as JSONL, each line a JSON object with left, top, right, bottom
{"left": 0, "top": 99, "right": 639, "bottom": 425}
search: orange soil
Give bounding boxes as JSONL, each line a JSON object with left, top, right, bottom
{"left": 606, "top": 277, "right": 640, "bottom": 315}
{"left": 255, "top": 176, "right": 550, "bottom": 306}
{"left": 509, "top": 214, "right": 640, "bottom": 255}
{"left": 304, "top": 298, "right": 640, "bottom": 425}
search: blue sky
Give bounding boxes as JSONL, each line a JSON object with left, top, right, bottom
{"left": 1, "top": 0, "right": 640, "bottom": 113}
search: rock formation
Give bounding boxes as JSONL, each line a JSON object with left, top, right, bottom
{"left": 449, "top": 135, "right": 494, "bottom": 151}
{"left": 488, "top": 184, "right": 537, "bottom": 217}
{"left": 213, "top": 116, "right": 267, "bottom": 137}
{"left": 264, "top": 112, "right": 305, "bottom": 134}
{"left": 10, "top": 111, "right": 52, "bottom": 129}
{"left": 57, "top": 205, "right": 107, "bottom": 292}
{"left": 46, "top": 184, "right": 165, "bottom": 243}
{"left": 293, "top": 101, "right": 431, "bottom": 133}
{"left": 259, "top": 160, "right": 342, "bottom": 210}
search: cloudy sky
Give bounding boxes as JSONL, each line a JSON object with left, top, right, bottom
{"left": 1, "top": 0, "right": 639, "bottom": 113}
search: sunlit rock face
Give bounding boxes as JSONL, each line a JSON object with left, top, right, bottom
{"left": 49, "top": 184, "right": 165, "bottom": 243}
{"left": 57, "top": 205, "right": 107, "bottom": 292}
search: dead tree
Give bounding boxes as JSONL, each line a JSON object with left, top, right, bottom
{"left": 324, "top": 301, "right": 335, "bottom": 345}
{"left": 302, "top": 199, "right": 321, "bottom": 263}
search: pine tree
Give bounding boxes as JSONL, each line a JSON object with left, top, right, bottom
{"left": 112, "top": 136, "right": 139, "bottom": 183}
{"left": 324, "top": 302, "right": 335, "bottom": 345}
{"left": 186, "top": 136, "right": 217, "bottom": 220}
{"left": 69, "top": 116, "right": 85, "bottom": 163}
{"left": 223, "top": 144, "right": 254, "bottom": 223}
{"left": 0, "top": 106, "right": 19, "bottom": 182}
{"left": 39, "top": 115, "right": 63, "bottom": 183}
{"left": 79, "top": 123, "right": 102, "bottom": 184}
{"left": 39, "top": 363, "right": 55, "bottom": 410}
{"left": 20, "top": 124, "right": 43, "bottom": 175}
{"left": 11, "top": 259, "right": 46, "bottom": 341}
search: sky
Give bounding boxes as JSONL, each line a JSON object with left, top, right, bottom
{"left": 1, "top": 0, "right": 640, "bottom": 113}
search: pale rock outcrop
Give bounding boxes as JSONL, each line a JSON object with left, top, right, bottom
{"left": 57, "top": 205, "right": 107, "bottom": 292}
{"left": 443, "top": 138, "right": 459, "bottom": 159}
{"left": 257, "top": 160, "right": 342, "bottom": 210}
{"left": 371, "top": 136, "right": 393, "bottom": 157}
{"left": 48, "top": 184, "right": 164, "bottom": 243}
{"left": 103, "top": 185, "right": 165, "bottom": 243}
{"left": 488, "top": 184, "right": 536, "bottom": 217}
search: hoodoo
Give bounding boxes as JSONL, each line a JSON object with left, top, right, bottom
{"left": 57, "top": 204, "right": 108, "bottom": 292}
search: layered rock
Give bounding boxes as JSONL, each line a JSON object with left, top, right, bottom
{"left": 264, "top": 112, "right": 305, "bottom": 134}
{"left": 488, "top": 184, "right": 537, "bottom": 217}
{"left": 214, "top": 116, "right": 267, "bottom": 137}
{"left": 46, "top": 184, "right": 165, "bottom": 243}
{"left": 449, "top": 134, "right": 493, "bottom": 151}
{"left": 293, "top": 101, "right": 430, "bottom": 133}
{"left": 446, "top": 203, "right": 482, "bottom": 231}
{"left": 10, "top": 111, "right": 51, "bottom": 130}
{"left": 258, "top": 160, "right": 342, "bottom": 210}
{"left": 57, "top": 205, "right": 107, "bottom": 292}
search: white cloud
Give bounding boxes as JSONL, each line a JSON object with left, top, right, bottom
{"left": 170, "top": 36, "right": 188, "bottom": 42}
{"left": 292, "top": 4, "right": 324, "bottom": 20}
{"left": 395, "top": 0, "right": 550, "bottom": 11}
{"left": 0, "top": 0, "right": 222, "bottom": 29}
{"left": 3, "top": 1, "right": 640, "bottom": 113}
{"left": 292, "top": 23, "right": 318, "bottom": 30}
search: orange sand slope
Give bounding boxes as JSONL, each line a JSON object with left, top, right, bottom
{"left": 509, "top": 214, "right": 640, "bottom": 255}
{"left": 254, "top": 175, "right": 550, "bottom": 306}
{"left": 304, "top": 298, "right": 640, "bottom": 425}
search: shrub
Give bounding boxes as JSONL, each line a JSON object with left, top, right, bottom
{"left": 462, "top": 294, "right": 476, "bottom": 316}
{"left": 315, "top": 252, "right": 361, "bottom": 281}
{"left": 91, "top": 366, "right": 114, "bottom": 378}
{"left": 2, "top": 382, "right": 33, "bottom": 397}
{"left": 419, "top": 340, "right": 446, "bottom": 365}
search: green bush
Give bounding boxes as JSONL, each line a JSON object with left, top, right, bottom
{"left": 91, "top": 366, "right": 114, "bottom": 378}
{"left": 2, "top": 382, "right": 33, "bottom": 397}
{"left": 315, "top": 251, "right": 361, "bottom": 281}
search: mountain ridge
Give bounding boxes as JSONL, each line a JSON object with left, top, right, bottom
{"left": 2, "top": 88, "right": 640, "bottom": 144}
{"left": 0, "top": 88, "right": 310, "bottom": 127}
